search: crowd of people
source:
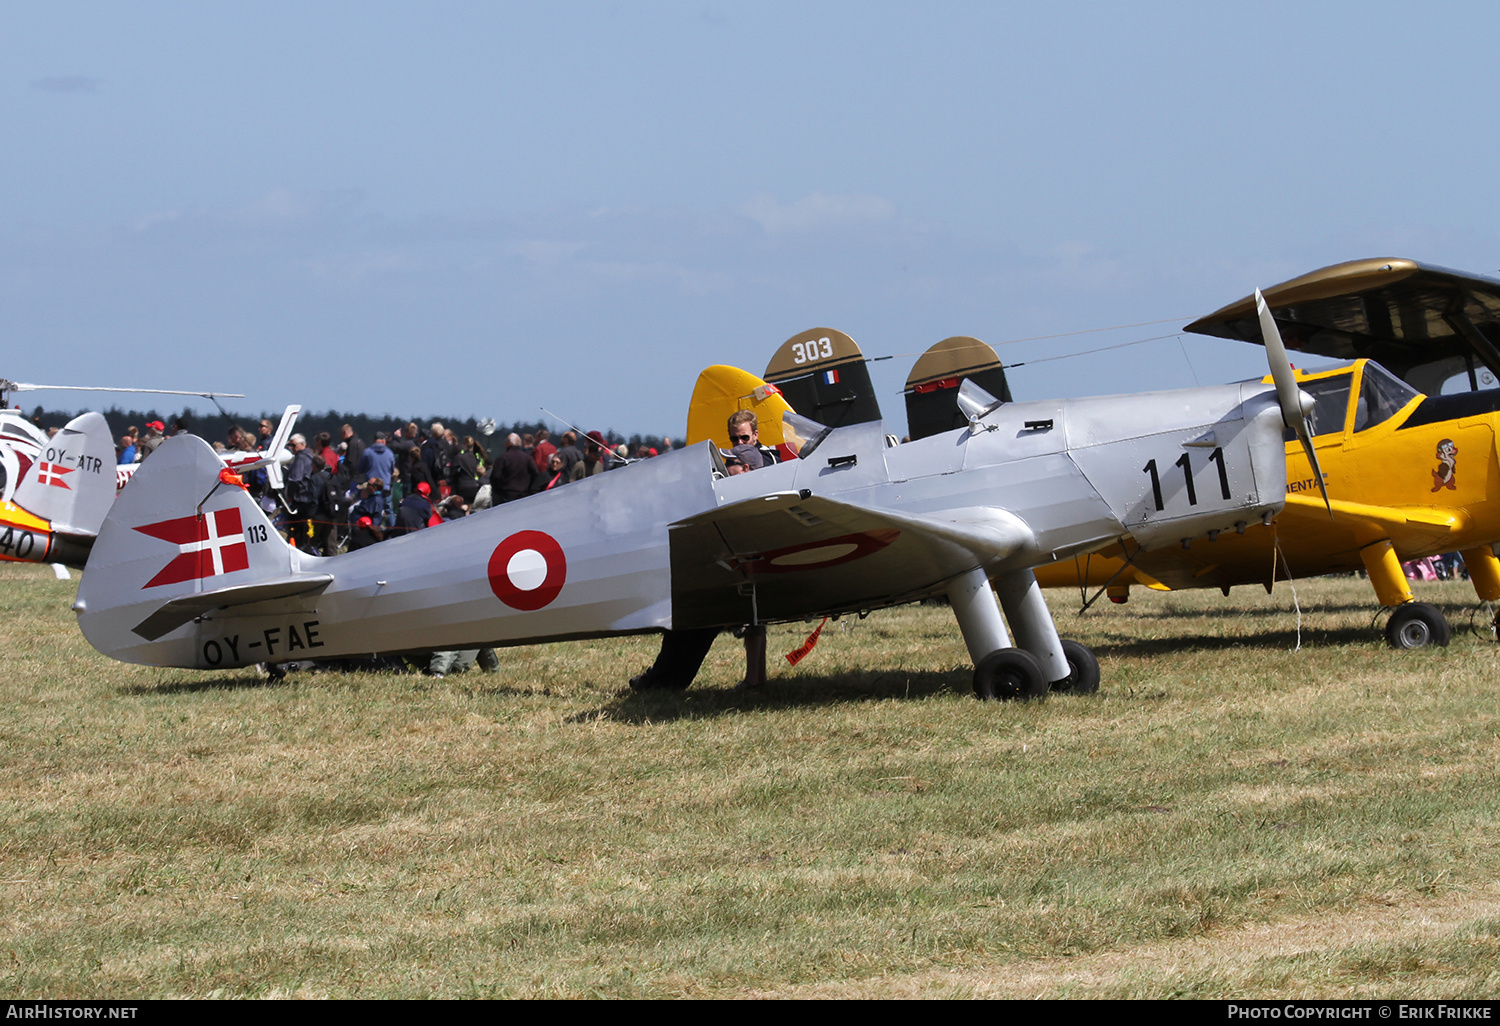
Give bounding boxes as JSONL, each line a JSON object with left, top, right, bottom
{"left": 116, "top": 417, "right": 678, "bottom": 557}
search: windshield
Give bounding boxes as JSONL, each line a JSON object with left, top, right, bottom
{"left": 1284, "top": 371, "right": 1354, "bottom": 440}
{"left": 1353, "top": 360, "right": 1420, "bottom": 432}
{"left": 781, "top": 410, "right": 831, "bottom": 460}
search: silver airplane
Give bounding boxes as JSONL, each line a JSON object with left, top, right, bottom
{"left": 73, "top": 352, "right": 1308, "bottom": 700}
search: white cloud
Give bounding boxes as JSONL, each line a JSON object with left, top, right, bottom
{"left": 741, "top": 192, "right": 896, "bottom": 235}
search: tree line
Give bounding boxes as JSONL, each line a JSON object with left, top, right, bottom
{"left": 19, "top": 405, "right": 675, "bottom": 456}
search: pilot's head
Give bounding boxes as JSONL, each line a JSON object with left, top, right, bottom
{"left": 727, "top": 410, "right": 759, "bottom": 448}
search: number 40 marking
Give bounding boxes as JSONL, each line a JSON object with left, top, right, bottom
{"left": 1143, "top": 447, "right": 1231, "bottom": 511}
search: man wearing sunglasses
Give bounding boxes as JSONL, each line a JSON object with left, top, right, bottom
{"left": 629, "top": 410, "right": 784, "bottom": 692}
{"left": 726, "top": 410, "right": 781, "bottom": 469}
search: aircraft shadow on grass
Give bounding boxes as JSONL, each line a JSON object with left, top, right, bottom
{"left": 119, "top": 673, "right": 288, "bottom": 696}
{"left": 579, "top": 667, "right": 981, "bottom": 724}
{"left": 1086, "top": 622, "right": 1494, "bottom": 659}
{"left": 1109, "top": 592, "right": 1483, "bottom": 622}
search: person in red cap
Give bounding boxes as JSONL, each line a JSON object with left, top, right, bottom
{"left": 395, "top": 479, "right": 441, "bottom": 534}
{"left": 347, "top": 515, "right": 383, "bottom": 550}
{"left": 137, "top": 420, "right": 167, "bottom": 460}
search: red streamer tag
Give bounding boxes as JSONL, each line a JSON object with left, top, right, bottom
{"left": 784, "top": 618, "right": 828, "bottom": 666}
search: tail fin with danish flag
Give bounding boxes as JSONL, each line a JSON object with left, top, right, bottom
{"left": 13, "top": 411, "right": 118, "bottom": 539}
{"left": 75, "top": 432, "right": 329, "bottom": 666}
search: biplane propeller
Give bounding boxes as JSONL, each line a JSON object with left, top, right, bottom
{"left": 1030, "top": 262, "right": 1500, "bottom": 648}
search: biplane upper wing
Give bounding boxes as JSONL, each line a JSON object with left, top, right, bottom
{"left": 1185, "top": 258, "right": 1500, "bottom": 395}
{"left": 668, "top": 491, "right": 1032, "bottom": 629}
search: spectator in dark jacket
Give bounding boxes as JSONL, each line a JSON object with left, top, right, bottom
{"left": 395, "top": 481, "right": 439, "bottom": 535}
{"left": 492, "top": 433, "right": 539, "bottom": 503}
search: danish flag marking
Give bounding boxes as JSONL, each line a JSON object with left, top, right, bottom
{"left": 134, "top": 508, "right": 250, "bottom": 589}
{"left": 37, "top": 461, "right": 73, "bottom": 489}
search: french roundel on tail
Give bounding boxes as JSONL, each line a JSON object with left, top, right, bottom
{"left": 904, "top": 337, "right": 1013, "bottom": 441}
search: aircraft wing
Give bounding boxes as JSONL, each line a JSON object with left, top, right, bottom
{"left": 669, "top": 491, "right": 1032, "bottom": 628}
{"left": 1034, "top": 490, "right": 1469, "bottom": 597}
{"left": 1185, "top": 257, "right": 1500, "bottom": 394}
{"left": 1280, "top": 492, "right": 1468, "bottom": 548}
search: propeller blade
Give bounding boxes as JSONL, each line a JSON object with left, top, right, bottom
{"left": 1256, "top": 289, "right": 1332, "bottom": 517}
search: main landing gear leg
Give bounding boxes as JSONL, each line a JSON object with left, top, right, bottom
{"left": 1361, "top": 539, "right": 1450, "bottom": 649}
{"left": 994, "top": 568, "right": 1100, "bottom": 693}
{"left": 948, "top": 567, "right": 1047, "bottom": 701}
{"left": 993, "top": 569, "right": 1071, "bottom": 684}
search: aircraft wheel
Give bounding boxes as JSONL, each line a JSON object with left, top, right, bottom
{"left": 1385, "top": 602, "right": 1451, "bottom": 650}
{"left": 972, "top": 648, "right": 1047, "bottom": 701}
{"left": 1050, "top": 639, "right": 1100, "bottom": 694}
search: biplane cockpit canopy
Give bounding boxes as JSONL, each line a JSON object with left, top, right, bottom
{"left": 1284, "top": 360, "right": 1421, "bottom": 442}
{"left": 1186, "top": 258, "right": 1500, "bottom": 396}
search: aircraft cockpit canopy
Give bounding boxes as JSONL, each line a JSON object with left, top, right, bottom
{"left": 1289, "top": 360, "right": 1421, "bottom": 441}
{"left": 781, "top": 410, "right": 831, "bottom": 460}
{"left": 1291, "top": 370, "right": 1355, "bottom": 440}
{"left": 1354, "top": 360, "right": 1420, "bottom": 433}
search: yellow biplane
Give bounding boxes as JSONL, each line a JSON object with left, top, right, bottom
{"left": 1036, "top": 258, "right": 1500, "bottom": 648}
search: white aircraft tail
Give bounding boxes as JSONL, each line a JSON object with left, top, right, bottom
{"left": 222, "top": 404, "right": 301, "bottom": 490}
{"left": 13, "top": 411, "right": 118, "bottom": 537}
{"left": 76, "top": 433, "right": 323, "bottom": 666}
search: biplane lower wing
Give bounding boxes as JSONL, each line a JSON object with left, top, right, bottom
{"left": 1282, "top": 492, "right": 1467, "bottom": 544}
{"left": 1035, "top": 489, "right": 1469, "bottom": 597}
{"left": 668, "top": 491, "right": 1032, "bottom": 629}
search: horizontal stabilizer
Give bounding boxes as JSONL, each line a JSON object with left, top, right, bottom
{"left": 132, "top": 573, "right": 334, "bottom": 641}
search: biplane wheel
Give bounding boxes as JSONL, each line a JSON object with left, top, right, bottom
{"left": 1050, "top": 639, "right": 1100, "bottom": 694}
{"left": 1385, "top": 602, "right": 1451, "bottom": 650}
{"left": 972, "top": 648, "right": 1047, "bottom": 701}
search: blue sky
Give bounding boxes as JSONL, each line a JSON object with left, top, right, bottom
{"left": 5, "top": 1, "right": 1499, "bottom": 437}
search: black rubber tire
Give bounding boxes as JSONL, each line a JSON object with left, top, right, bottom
{"left": 973, "top": 648, "right": 1048, "bottom": 701}
{"left": 1385, "top": 602, "right": 1451, "bottom": 649}
{"left": 1051, "top": 639, "right": 1101, "bottom": 694}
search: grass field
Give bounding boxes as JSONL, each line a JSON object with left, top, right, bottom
{"left": 3, "top": 561, "right": 1499, "bottom": 999}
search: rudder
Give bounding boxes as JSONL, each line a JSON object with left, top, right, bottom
{"left": 76, "top": 433, "right": 302, "bottom": 666}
